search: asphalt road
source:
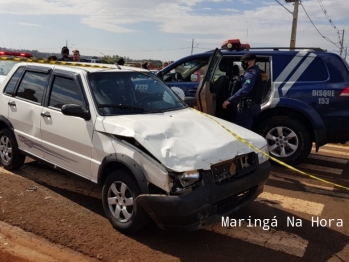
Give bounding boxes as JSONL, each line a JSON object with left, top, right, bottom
{"left": 1, "top": 143, "right": 349, "bottom": 261}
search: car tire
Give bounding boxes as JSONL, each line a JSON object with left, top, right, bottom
{"left": 102, "top": 169, "right": 150, "bottom": 233}
{"left": 0, "top": 128, "right": 25, "bottom": 170}
{"left": 256, "top": 117, "right": 312, "bottom": 166}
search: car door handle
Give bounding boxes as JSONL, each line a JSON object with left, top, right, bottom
{"left": 8, "top": 101, "right": 16, "bottom": 106}
{"left": 41, "top": 112, "right": 51, "bottom": 117}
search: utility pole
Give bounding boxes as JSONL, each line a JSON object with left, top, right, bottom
{"left": 191, "top": 39, "right": 194, "bottom": 55}
{"left": 339, "top": 29, "right": 345, "bottom": 56}
{"left": 285, "top": 0, "right": 300, "bottom": 49}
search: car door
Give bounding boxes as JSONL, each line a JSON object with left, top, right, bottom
{"left": 195, "top": 48, "right": 223, "bottom": 116}
{"left": 158, "top": 55, "right": 210, "bottom": 107}
{"left": 40, "top": 69, "right": 94, "bottom": 178}
{"left": 7, "top": 65, "right": 50, "bottom": 158}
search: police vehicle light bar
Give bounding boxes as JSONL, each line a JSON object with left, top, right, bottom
{"left": 0, "top": 51, "right": 33, "bottom": 58}
{"left": 221, "top": 39, "right": 250, "bottom": 51}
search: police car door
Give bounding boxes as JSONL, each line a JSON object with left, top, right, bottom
{"left": 196, "top": 48, "right": 222, "bottom": 116}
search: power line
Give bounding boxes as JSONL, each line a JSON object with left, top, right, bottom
{"left": 274, "top": 0, "right": 292, "bottom": 14}
{"left": 300, "top": 1, "right": 340, "bottom": 49}
{"left": 317, "top": 0, "right": 342, "bottom": 44}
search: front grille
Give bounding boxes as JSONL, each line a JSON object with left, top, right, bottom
{"left": 211, "top": 152, "right": 257, "bottom": 185}
{"left": 216, "top": 186, "right": 257, "bottom": 215}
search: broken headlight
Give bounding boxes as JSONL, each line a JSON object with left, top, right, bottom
{"left": 171, "top": 170, "right": 201, "bottom": 195}
{"left": 258, "top": 144, "right": 269, "bottom": 164}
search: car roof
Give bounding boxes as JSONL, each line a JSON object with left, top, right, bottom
{"left": 14, "top": 62, "right": 150, "bottom": 74}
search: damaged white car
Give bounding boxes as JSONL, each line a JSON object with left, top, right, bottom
{"left": 0, "top": 62, "right": 271, "bottom": 233}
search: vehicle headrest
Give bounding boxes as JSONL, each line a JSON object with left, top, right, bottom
{"left": 232, "top": 64, "right": 240, "bottom": 76}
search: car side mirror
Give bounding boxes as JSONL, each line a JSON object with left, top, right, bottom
{"left": 61, "top": 104, "right": 91, "bottom": 121}
{"left": 190, "top": 74, "right": 198, "bottom": 82}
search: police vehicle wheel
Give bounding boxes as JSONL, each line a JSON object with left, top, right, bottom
{"left": 102, "top": 170, "right": 150, "bottom": 233}
{"left": 256, "top": 117, "right": 312, "bottom": 166}
{"left": 0, "top": 128, "right": 25, "bottom": 170}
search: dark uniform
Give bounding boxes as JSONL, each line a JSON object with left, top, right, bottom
{"left": 57, "top": 46, "right": 72, "bottom": 62}
{"left": 226, "top": 54, "right": 261, "bottom": 130}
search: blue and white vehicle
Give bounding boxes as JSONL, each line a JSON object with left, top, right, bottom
{"left": 158, "top": 39, "right": 349, "bottom": 165}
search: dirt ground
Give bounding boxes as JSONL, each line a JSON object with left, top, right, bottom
{"left": 0, "top": 159, "right": 167, "bottom": 262}
{"left": 1, "top": 150, "right": 349, "bottom": 262}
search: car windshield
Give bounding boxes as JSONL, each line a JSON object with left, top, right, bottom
{"left": 0, "top": 61, "right": 19, "bottom": 76}
{"left": 88, "top": 71, "right": 187, "bottom": 115}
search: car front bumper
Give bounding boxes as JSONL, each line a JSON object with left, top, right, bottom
{"left": 136, "top": 160, "right": 271, "bottom": 230}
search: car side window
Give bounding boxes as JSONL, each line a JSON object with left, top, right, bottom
{"left": 4, "top": 67, "right": 24, "bottom": 95}
{"left": 297, "top": 57, "right": 328, "bottom": 81}
{"left": 164, "top": 59, "right": 208, "bottom": 82}
{"left": 16, "top": 71, "right": 48, "bottom": 103}
{"left": 49, "top": 76, "right": 85, "bottom": 109}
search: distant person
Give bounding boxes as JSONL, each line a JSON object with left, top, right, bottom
{"left": 72, "top": 50, "right": 81, "bottom": 62}
{"left": 57, "top": 46, "right": 72, "bottom": 61}
{"left": 162, "top": 61, "right": 169, "bottom": 68}
{"left": 147, "top": 62, "right": 153, "bottom": 70}
{"left": 141, "top": 62, "right": 148, "bottom": 69}
{"left": 117, "top": 57, "right": 125, "bottom": 65}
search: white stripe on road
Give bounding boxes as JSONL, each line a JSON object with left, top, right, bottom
{"left": 321, "top": 144, "right": 349, "bottom": 149}
{"left": 297, "top": 163, "right": 343, "bottom": 175}
{"left": 208, "top": 224, "right": 308, "bottom": 257}
{"left": 311, "top": 148, "right": 349, "bottom": 157}
{"left": 308, "top": 154, "right": 348, "bottom": 164}
{"left": 257, "top": 192, "right": 324, "bottom": 216}
{"left": 300, "top": 181, "right": 334, "bottom": 191}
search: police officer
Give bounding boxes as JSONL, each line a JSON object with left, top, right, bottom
{"left": 222, "top": 53, "right": 261, "bottom": 130}
{"left": 57, "top": 46, "right": 72, "bottom": 61}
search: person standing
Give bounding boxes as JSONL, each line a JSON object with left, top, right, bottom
{"left": 222, "top": 53, "right": 261, "bottom": 130}
{"left": 117, "top": 57, "right": 125, "bottom": 65}
{"left": 72, "top": 50, "right": 81, "bottom": 62}
{"left": 57, "top": 46, "right": 72, "bottom": 61}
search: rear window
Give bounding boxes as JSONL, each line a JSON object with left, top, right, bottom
{"left": 297, "top": 57, "right": 329, "bottom": 82}
{"left": 0, "top": 61, "right": 19, "bottom": 76}
{"left": 16, "top": 71, "right": 49, "bottom": 103}
{"left": 4, "top": 67, "right": 24, "bottom": 95}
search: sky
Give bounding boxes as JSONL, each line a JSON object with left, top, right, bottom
{"left": 0, "top": 0, "right": 348, "bottom": 61}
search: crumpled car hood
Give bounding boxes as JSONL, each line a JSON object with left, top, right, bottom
{"left": 96, "top": 108, "right": 266, "bottom": 172}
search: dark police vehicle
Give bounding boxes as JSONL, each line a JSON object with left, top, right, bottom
{"left": 157, "top": 39, "right": 349, "bottom": 166}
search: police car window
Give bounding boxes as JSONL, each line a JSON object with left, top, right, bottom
{"left": 4, "top": 67, "right": 24, "bottom": 95}
{"left": 297, "top": 57, "right": 328, "bottom": 82}
{"left": 164, "top": 59, "right": 208, "bottom": 82}
{"left": 49, "top": 76, "right": 85, "bottom": 109}
{"left": 16, "top": 71, "right": 48, "bottom": 103}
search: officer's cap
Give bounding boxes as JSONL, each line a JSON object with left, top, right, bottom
{"left": 240, "top": 53, "right": 256, "bottom": 61}
{"left": 61, "top": 46, "right": 69, "bottom": 54}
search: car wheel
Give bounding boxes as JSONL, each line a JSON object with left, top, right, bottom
{"left": 0, "top": 128, "right": 25, "bottom": 170}
{"left": 256, "top": 117, "right": 312, "bottom": 166}
{"left": 102, "top": 170, "right": 149, "bottom": 233}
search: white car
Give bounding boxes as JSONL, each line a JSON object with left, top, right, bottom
{"left": 0, "top": 62, "right": 270, "bottom": 233}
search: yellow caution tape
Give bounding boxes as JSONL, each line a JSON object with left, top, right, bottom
{"left": 193, "top": 108, "right": 349, "bottom": 191}
{"left": 0, "top": 56, "right": 114, "bottom": 69}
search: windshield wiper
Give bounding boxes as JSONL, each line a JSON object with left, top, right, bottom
{"left": 98, "top": 104, "right": 144, "bottom": 112}
{"left": 145, "top": 108, "right": 165, "bottom": 113}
